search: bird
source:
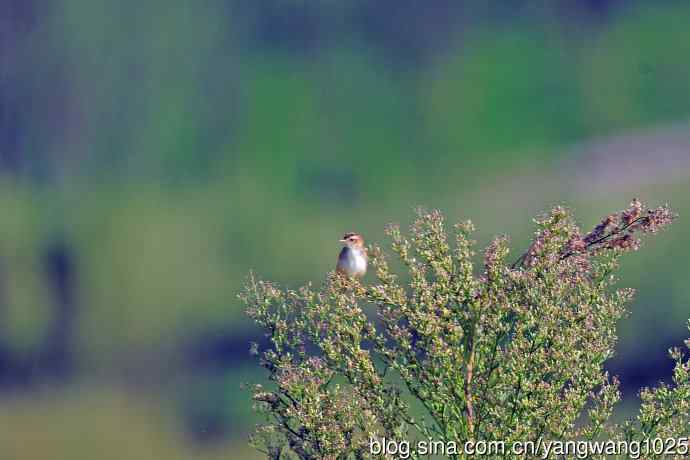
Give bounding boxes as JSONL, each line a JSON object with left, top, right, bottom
{"left": 336, "top": 232, "right": 367, "bottom": 278}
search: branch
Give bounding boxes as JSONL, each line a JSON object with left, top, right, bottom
{"left": 560, "top": 215, "right": 647, "bottom": 261}
{"left": 464, "top": 322, "right": 478, "bottom": 437}
{"left": 474, "top": 330, "right": 503, "bottom": 434}
{"left": 511, "top": 215, "right": 648, "bottom": 269}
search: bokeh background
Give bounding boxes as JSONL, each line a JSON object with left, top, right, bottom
{"left": 1, "top": 1, "right": 690, "bottom": 458}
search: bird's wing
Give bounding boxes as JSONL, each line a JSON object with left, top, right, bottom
{"left": 337, "top": 246, "right": 350, "bottom": 262}
{"left": 336, "top": 247, "right": 350, "bottom": 273}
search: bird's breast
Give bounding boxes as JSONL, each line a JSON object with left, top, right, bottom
{"left": 337, "top": 247, "right": 367, "bottom": 276}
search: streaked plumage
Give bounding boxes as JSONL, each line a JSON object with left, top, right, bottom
{"left": 336, "top": 232, "right": 367, "bottom": 277}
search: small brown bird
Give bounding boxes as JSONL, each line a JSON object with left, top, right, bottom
{"left": 336, "top": 232, "right": 367, "bottom": 278}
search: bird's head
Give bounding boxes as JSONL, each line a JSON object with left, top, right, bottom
{"left": 340, "top": 232, "right": 365, "bottom": 249}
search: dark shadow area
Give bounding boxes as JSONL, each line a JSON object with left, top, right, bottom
{"left": 606, "top": 335, "right": 681, "bottom": 397}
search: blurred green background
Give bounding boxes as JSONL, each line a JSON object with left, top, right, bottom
{"left": 1, "top": 1, "right": 689, "bottom": 458}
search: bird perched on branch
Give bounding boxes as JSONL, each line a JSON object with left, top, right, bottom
{"left": 336, "top": 232, "right": 367, "bottom": 278}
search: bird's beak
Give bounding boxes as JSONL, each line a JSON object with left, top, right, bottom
{"left": 339, "top": 239, "right": 347, "bottom": 242}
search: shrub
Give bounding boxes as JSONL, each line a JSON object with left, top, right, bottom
{"left": 241, "top": 199, "right": 688, "bottom": 459}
